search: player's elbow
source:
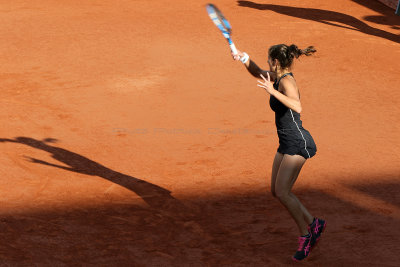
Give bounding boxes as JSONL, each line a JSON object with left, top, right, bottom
{"left": 297, "top": 106, "right": 302, "bottom": 113}
{"left": 294, "top": 103, "right": 302, "bottom": 113}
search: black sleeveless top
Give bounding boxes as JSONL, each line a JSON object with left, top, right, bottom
{"left": 269, "top": 73, "right": 317, "bottom": 159}
{"left": 269, "top": 72, "right": 304, "bottom": 132}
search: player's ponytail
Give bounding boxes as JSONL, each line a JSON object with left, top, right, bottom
{"left": 269, "top": 44, "right": 316, "bottom": 69}
{"left": 290, "top": 44, "right": 316, "bottom": 57}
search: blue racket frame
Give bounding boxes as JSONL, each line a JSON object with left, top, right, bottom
{"left": 206, "top": 3, "right": 238, "bottom": 55}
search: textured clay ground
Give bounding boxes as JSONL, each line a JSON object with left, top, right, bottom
{"left": 0, "top": 0, "right": 399, "bottom": 266}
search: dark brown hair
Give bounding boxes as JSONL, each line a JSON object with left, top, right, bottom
{"left": 268, "top": 44, "right": 316, "bottom": 69}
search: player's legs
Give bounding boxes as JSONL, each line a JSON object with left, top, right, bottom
{"left": 288, "top": 164, "right": 314, "bottom": 225}
{"left": 290, "top": 193, "right": 314, "bottom": 225}
{"left": 271, "top": 152, "right": 313, "bottom": 225}
{"left": 274, "top": 154, "right": 309, "bottom": 235}
{"left": 271, "top": 151, "right": 284, "bottom": 197}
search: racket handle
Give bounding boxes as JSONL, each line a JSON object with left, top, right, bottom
{"left": 230, "top": 43, "right": 238, "bottom": 55}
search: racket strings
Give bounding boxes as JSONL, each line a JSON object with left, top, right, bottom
{"left": 207, "top": 5, "right": 231, "bottom": 34}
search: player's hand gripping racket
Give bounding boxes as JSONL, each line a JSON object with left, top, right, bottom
{"left": 206, "top": 3, "right": 238, "bottom": 55}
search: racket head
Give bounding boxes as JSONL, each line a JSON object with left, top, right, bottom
{"left": 206, "top": 3, "right": 232, "bottom": 37}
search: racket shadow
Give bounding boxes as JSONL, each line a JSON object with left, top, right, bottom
{"left": 351, "top": 0, "right": 400, "bottom": 28}
{"left": 237, "top": 0, "right": 400, "bottom": 44}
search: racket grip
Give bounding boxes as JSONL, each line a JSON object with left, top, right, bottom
{"left": 230, "top": 43, "right": 238, "bottom": 55}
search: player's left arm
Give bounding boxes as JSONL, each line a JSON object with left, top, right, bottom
{"left": 273, "top": 78, "right": 302, "bottom": 113}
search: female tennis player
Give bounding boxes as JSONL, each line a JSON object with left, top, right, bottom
{"left": 232, "top": 44, "right": 326, "bottom": 261}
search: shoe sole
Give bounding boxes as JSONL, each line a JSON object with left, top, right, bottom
{"left": 292, "top": 257, "right": 300, "bottom": 262}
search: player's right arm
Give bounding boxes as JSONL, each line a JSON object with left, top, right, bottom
{"left": 233, "top": 50, "right": 276, "bottom": 81}
{"left": 246, "top": 60, "right": 276, "bottom": 81}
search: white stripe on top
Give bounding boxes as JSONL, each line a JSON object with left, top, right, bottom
{"left": 289, "top": 109, "right": 311, "bottom": 158}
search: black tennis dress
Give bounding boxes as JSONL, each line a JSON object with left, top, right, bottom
{"left": 269, "top": 73, "right": 317, "bottom": 159}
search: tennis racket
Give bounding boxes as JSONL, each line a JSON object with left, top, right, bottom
{"left": 206, "top": 3, "right": 238, "bottom": 55}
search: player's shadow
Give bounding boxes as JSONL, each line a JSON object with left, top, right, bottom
{"left": 0, "top": 137, "right": 189, "bottom": 215}
{"left": 1, "top": 137, "right": 400, "bottom": 265}
{"left": 237, "top": 0, "right": 400, "bottom": 44}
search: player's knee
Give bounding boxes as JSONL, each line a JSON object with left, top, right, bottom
{"left": 275, "top": 189, "right": 290, "bottom": 202}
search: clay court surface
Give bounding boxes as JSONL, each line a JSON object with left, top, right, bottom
{"left": 0, "top": 0, "right": 399, "bottom": 265}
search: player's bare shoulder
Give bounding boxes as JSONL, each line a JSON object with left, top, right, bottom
{"left": 280, "top": 75, "right": 300, "bottom": 100}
